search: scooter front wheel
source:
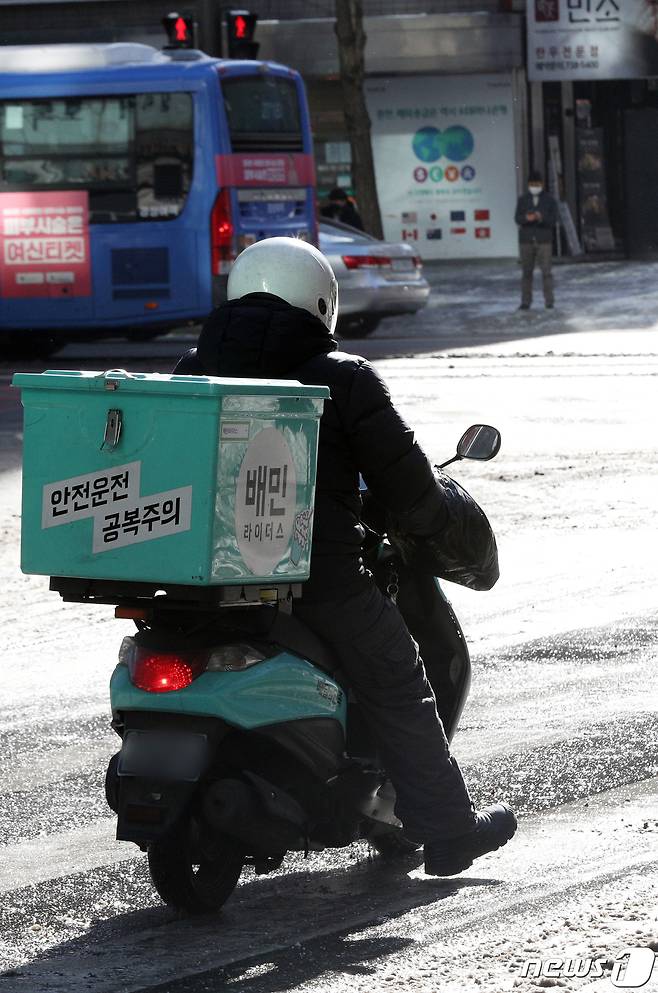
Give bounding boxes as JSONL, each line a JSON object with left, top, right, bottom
{"left": 148, "top": 817, "right": 245, "bottom": 914}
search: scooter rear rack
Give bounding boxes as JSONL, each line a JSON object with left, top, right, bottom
{"left": 49, "top": 576, "right": 302, "bottom": 611}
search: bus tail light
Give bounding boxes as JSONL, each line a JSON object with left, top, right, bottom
{"left": 211, "top": 189, "right": 235, "bottom": 275}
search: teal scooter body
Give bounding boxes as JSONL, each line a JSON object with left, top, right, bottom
{"left": 110, "top": 652, "right": 347, "bottom": 731}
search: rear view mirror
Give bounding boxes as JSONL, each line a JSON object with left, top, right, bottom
{"left": 437, "top": 424, "right": 501, "bottom": 470}
{"left": 457, "top": 424, "right": 501, "bottom": 462}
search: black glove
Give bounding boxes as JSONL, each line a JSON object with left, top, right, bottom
{"left": 388, "top": 470, "right": 499, "bottom": 591}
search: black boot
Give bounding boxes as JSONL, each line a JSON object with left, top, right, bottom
{"left": 424, "top": 802, "right": 517, "bottom": 876}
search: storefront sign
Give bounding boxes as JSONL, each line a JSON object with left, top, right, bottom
{"left": 528, "top": 0, "right": 658, "bottom": 80}
{"left": 0, "top": 190, "right": 91, "bottom": 298}
{"left": 365, "top": 75, "right": 518, "bottom": 259}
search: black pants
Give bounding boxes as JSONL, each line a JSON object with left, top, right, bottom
{"left": 295, "top": 581, "right": 475, "bottom": 842}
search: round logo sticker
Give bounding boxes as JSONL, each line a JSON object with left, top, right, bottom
{"left": 235, "top": 427, "right": 297, "bottom": 574}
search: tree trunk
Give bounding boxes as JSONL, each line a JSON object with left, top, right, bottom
{"left": 334, "top": 0, "right": 384, "bottom": 239}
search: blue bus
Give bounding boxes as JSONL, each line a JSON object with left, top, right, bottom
{"left": 0, "top": 43, "right": 317, "bottom": 352}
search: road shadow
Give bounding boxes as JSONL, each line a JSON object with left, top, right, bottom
{"left": 0, "top": 850, "right": 500, "bottom": 992}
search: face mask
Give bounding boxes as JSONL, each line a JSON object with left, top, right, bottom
{"left": 529, "top": 185, "right": 543, "bottom": 196}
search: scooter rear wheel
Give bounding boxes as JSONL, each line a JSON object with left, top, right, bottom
{"left": 148, "top": 817, "right": 245, "bottom": 914}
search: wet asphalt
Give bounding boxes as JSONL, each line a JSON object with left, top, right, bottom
{"left": 1, "top": 258, "right": 658, "bottom": 991}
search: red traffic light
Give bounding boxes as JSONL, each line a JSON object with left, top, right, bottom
{"left": 226, "top": 9, "right": 259, "bottom": 58}
{"left": 162, "top": 11, "right": 194, "bottom": 48}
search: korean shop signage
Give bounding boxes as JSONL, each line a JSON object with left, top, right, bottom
{"left": 42, "top": 461, "right": 192, "bottom": 553}
{"left": 0, "top": 190, "right": 91, "bottom": 298}
{"left": 528, "top": 0, "right": 658, "bottom": 81}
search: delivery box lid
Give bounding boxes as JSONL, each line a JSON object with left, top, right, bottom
{"left": 12, "top": 369, "right": 330, "bottom": 400}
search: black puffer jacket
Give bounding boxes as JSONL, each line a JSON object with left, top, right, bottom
{"left": 175, "top": 294, "right": 497, "bottom": 599}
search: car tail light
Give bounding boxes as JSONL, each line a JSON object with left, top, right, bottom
{"left": 342, "top": 255, "right": 392, "bottom": 270}
{"left": 413, "top": 256, "right": 423, "bottom": 269}
{"left": 128, "top": 648, "right": 208, "bottom": 693}
{"left": 211, "top": 189, "right": 235, "bottom": 275}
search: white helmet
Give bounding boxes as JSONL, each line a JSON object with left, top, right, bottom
{"left": 227, "top": 237, "right": 339, "bottom": 334}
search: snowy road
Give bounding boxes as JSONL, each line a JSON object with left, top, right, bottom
{"left": 1, "top": 259, "right": 658, "bottom": 991}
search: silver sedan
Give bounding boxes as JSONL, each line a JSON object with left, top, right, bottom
{"left": 319, "top": 219, "right": 430, "bottom": 338}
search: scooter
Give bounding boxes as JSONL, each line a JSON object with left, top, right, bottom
{"left": 93, "top": 424, "right": 501, "bottom": 913}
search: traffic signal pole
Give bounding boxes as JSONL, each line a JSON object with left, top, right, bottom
{"left": 196, "top": 0, "right": 219, "bottom": 54}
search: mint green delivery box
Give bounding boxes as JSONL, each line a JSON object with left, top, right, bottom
{"left": 13, "top": 370, "right": 328, "bottom": 586}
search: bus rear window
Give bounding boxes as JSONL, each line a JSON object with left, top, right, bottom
{"left": 222, "top": 76, "right": 302, "bottom": 152}
{"left": 0, "top": 93, "right": 193, "bottom": 223}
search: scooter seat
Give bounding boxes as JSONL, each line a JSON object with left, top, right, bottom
{"left": 270, "top": 611, "right": 341, "bottom": 677}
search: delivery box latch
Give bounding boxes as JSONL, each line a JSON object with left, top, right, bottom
{"left": 101, "top": 408, "right": 123, "bottom": 452}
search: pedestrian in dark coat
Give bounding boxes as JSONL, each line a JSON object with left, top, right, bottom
{"left": 175, "top": 237, "right": 516, "bottom": 875}
{"left": 514, "top": 170, "right": 558, "bottom": 310}
{"left": 320, "top": 187, "right": 365, "bottom": 231}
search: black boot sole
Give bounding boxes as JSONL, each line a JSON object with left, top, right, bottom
{"left": 424, "top": 807, "right": 518, "bottom": 877}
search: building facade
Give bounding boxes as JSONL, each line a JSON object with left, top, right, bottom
{"left": 3, "top": 0, "right": 653, "bottom": 256}
{"left": 257, "top": 10, "right": 527, "bottom": 259}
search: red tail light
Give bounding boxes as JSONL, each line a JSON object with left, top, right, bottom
{"left": 211, "top": 189, "right": 235, "bottom": 275}
{"left": 413, "top": 256, "right": 423, "bottom": 268}
{"left": 342, "top": 255, "right": 392, "bottom": 270}
{"left": 129, "top": 650, "right": 207, "bottom": 693}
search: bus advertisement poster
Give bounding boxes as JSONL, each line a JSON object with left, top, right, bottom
{"left": 0, "top": 190, "right": 91, "bottom": 298}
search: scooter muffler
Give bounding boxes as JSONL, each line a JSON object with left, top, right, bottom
{"left": 203, "top": 777, "right": 306, "bottom": 853}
